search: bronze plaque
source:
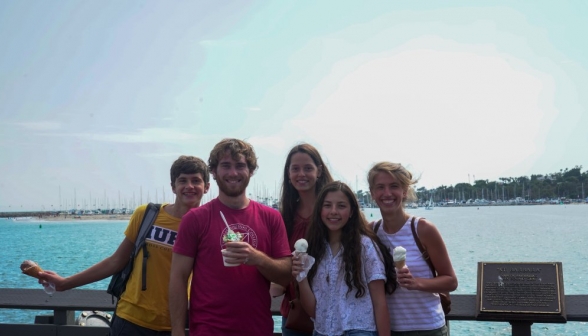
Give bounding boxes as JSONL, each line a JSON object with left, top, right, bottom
{"left": 476, "top": 262, "right": 565, "bottom": 321}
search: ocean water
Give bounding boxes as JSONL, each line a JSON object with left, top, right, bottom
{"left": 1, "top": 204, "right": 587, "bottom": 335}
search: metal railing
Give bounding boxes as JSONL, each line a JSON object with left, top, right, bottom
{"left": 1, "top": 288, "right": 587, "bottom": 336}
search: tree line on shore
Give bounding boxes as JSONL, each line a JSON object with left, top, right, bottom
{"left": 356, "top": 166, "right": 588, "bottom": 206}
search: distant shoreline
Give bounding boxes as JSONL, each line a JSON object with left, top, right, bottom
{"left": 4, "top": 214, "right": 132, "bottom": 222}
{"left": 47, "top": 214, "right": 132, "bottom": 221}
{"left": 3, "top": 202, "right": 586, "bottom": 222}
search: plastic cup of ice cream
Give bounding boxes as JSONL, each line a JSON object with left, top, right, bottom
{"left": 221, "top": 249, "right": 240, "bottom": 267}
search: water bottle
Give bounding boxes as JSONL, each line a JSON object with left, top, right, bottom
{"left": 43, "top": 281, "right": 56, "bottom": 295}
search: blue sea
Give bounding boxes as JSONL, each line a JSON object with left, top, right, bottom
{"left": 1, "top": 205, "right": 587, "bottom": 335}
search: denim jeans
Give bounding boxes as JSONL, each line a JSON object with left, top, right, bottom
{"left": 109, "top": 314, "right": 171, "bottom": 336}
{"left": 391, "top": 325, "right": 448, "bottom": 336}
{"left": 281, "top": 316, "right": 313, "bottom": 336}
{"left": 313, "top": 330, "right": 378, "bottom": 336}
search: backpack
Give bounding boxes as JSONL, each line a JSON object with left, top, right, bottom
{"left": 107, "top": 203, "right": 161, "bottom": 301}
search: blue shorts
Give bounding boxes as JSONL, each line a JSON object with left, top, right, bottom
{"left": 313, "top": 330, "right": 378, "bottom": 336}
{"left": 391, "top": 325, "right": 449, "bottom": 336}
{"left": 281, "top": 316, "right": 313, "bottom": 336}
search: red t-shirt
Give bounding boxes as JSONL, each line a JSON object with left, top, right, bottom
{"left": 174, "top": 198, "right": 291, "bottom": 336}
{"left": 280, "top": 214, "right": 310, "bottom": 318}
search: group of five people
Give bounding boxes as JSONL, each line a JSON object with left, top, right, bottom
{"left": 38, "top": 138, "right": 457, "bottom": 336}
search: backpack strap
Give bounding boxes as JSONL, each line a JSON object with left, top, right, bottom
{"left": 410, "top": 216, "right": 436, "bottom": 277}
{"left": 134, "top": 203, "right": 160, "bottom": 256}
{"left": 141, "top": 244, "right": 149, "bottom": 290}
{"left": 135, "top": 203, "right": 160, "bottom": 291}
{"left": 373, "top": 219, "right": 382, "bottom": 233}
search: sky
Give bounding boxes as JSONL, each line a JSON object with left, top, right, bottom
{"left": 1, "top": 1, "right": 587, "bottom": 211}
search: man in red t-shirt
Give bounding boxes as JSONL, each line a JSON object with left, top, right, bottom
{"left": 170, "top": 138, "right": 292, "bottom": 336}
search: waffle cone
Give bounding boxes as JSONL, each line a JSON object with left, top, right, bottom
{"left": 23, "top": 265, "right": 44, "bottom": 279}
{"left": 394, "top": 260, "right": 406, "bottom": 269}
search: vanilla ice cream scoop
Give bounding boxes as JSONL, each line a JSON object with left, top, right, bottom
{"left": 294, "top": 238, "right": 308, "bottom": 253}
{"left": 393, "top": 246, "right": 406, "bottom": 261}
{"left": 393, "top": 246, "right": 407, "bottom": 268}
{"left": 292, "top": 238, "right": 314, "bottom": 282}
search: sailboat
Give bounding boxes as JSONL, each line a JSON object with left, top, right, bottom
{"left": 425, "top": 195, "right": 434, "bottom": 210}
{"left": 11, "top": 217, "right": 35, "bottom": 221}
{"left": 407, "top": 202, "right": 418, "bottom": 209}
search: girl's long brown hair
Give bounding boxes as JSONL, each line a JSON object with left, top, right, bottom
{"left": 279, "top": 143, "right": 333, "bottom": 238}
{"left": 306, "top": 181, "right": 397, "bottom": 297}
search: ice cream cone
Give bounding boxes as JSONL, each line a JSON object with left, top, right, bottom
{"left": 392, "top": 246, "right": 407, "bottom": 269}
{"left": 294, "top": 238, "right": 308, "bottom": 253}
{"left": 21, "top": 260, "right": 44, "bottom": 279}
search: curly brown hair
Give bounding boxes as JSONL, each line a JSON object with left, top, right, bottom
{"left": 208, "top": 138, "right": 258, "bottom": 174}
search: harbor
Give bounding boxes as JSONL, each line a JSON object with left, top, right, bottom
{"left": 2, "top": 205, "right": 588, "bottom": 335}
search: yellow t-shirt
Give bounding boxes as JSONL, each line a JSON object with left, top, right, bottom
{"left": 115, "top": 204, "right": 179, "bottom": 331}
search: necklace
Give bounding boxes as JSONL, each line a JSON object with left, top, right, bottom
{"left": 326, "top": 243, "right": 342, "bottom": 284}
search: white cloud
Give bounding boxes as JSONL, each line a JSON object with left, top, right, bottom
{"left": 262, "top": 36, "right": 556, "bottom": 189}
{"left": 74, "top": 127, "right": 202, "bottom": 144}
{"left": 137, "top": 152, "right": 188, "bottom": 158}
{"left": 248, "top": 135, "right": 288, "bottom": 155}
{"left": 199, "top": 39, "right": 247, "bottom": 48}
{"left": 14, "top": 121, "right": 62, "bottom": 131}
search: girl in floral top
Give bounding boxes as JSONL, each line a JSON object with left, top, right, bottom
{"left": 293, "top": 181, "right": 397, "bottom": 336}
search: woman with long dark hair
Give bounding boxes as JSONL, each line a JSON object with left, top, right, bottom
{"left": 273, "top": 143, "right": 333, "bottom": 336}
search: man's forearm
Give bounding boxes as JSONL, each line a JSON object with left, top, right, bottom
{"left": 256, "top": 255, "right": 291, "bottom": 287}
{"left": 169, "top": 253, "right": 193, "bottom": 335}
{"left": 169, "top": 282, "right": 188, "bottom": 336}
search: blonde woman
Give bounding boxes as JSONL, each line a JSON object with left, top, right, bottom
{"left": 368, "top": 162, "right": 457, "bottom": 336}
